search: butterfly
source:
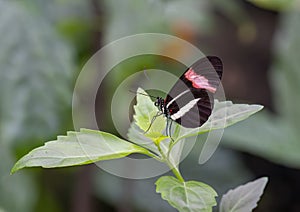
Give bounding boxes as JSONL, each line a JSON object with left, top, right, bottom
{"left": 148, "top": 56, "right": 223, "bottom": 136}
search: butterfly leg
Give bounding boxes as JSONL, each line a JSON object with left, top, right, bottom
{"left": 166, "top": 117, "right": 169, "bottom": 137}
{"left": 144, "top": 111, "right": 163, "bottom": 134}
{"left": 165, "top": 116, "right": 174, "bottom": 142}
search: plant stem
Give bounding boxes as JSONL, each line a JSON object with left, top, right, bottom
{"left": 169, "top": 163, "right": 185, "bottom": 183}
{"left": 156, "top": 142, "right": 185, "bottom": 183}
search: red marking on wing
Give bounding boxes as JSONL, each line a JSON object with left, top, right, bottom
{"left": 184, "top": 68, "right": 217, "bottom": 93}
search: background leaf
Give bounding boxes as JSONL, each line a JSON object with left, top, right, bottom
{"left": 0, "top": 144, "right": 36, "bottom": 212}
{"left": 0, "top": 0, "right": 75, "bottom": 211}
{"left": 248, "top": 0, "right": 296, "bottom": 11}
{"left": 156, "top": 176, "right": 217, "bottom": 212}
{"left": 223, "top": 112, "right": 300, "bottom": 168}
{"left": 0, "top": 0, "right": 74, "bottom": 146}
{"left": 222, "top": 11, "right": 300, "bottom": 168}
{"left": 219, "top": 177, "right": 268, "bottom": 212}
{"left": 12, "top": 129, "right": 151, "bottom": 173}
{"left": 104, "top": 0, "right": 213, "bottom": 42}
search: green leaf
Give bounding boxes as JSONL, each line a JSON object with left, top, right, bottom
{"left": 11, "top": 129, "right": 152, "bottom": 174}
{"left": 130, "top": 88, "right": 181, "bottom": 163}
{"left": 220, "top": 177, "right": 268, "bottom": 212}
{"left": 156, "top": 176, "right": 217, "bottom": 212}
{"left": 175, "top": 101, "right": 263, "bottom": 141}
{"left": 127, "top": 122, "right": 161, "bottom": 155}
{"left": 133, "top": 88, "right": 167, "bottom": 142}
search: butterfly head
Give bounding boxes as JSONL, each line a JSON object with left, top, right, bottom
{"left": 155, "top": 97, "right": 169, "bottom": 116}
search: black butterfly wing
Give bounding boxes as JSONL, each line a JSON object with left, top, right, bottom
{"left": 165, "top": 56, "right": 223, "bottom": 128}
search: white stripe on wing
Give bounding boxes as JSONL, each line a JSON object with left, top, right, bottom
{"left": 166, "top": 89, "right": 189, "bottom": 108}
{"left": 170, "top": 98, "right": 201, "bottom": 120}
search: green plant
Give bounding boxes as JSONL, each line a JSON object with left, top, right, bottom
{"left": 12, "top": 88, "right": 267, "bottom": 211}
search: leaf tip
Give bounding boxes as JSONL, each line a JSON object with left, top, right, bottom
{"left": 136, "top": 87, "right": 145, "bottom": 94}
{"left": 255, "top": 104, "right": 264, "bottom": 112}
{"left": 10, "top": 162, "right": 21, "bottom": 175}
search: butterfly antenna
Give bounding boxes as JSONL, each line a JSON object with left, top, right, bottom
{"left": 143, "top": 69, "right": 151, "bottom": 82}
{"left": 129, "top": 90, "right": 157, "bottom": 99}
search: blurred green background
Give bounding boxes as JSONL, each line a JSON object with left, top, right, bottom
{"left": 1, "top": 0, "right": 300, "bottom": 211}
